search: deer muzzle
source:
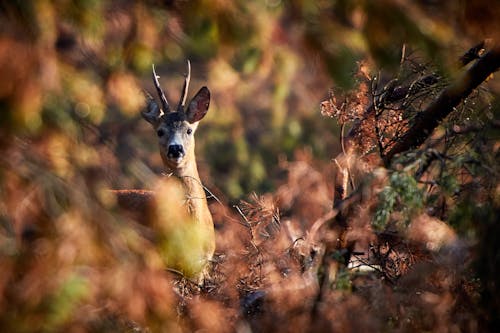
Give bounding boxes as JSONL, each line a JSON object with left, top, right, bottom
{"left": 167, "top": 144, "right": 185, "bottom": 160}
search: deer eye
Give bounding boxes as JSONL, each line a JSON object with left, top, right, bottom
{"left": 157, "top": 129, "right": 165, "bottom": 137}
{"left": 186, "top": 128, "right": 193, "bottom": 135}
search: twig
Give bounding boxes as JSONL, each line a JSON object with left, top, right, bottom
{"left": 181, "top": 175, "right": 224, "bottom": 206}
{"left": 305, "top": 210, "right": 338, "bottom": 247}
{"left": 384, "top": 44, "right": 500, "bottom": 165}
{"left": 233, "top": 204, "right": 251, "bottom": 227}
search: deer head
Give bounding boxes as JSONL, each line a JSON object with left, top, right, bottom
{"left": 142, "top": 61, "right": 210, "bottom": 172}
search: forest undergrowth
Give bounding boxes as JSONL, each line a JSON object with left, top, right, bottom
{"left": 1, "top": 1, "right": 500, "bottom": 331}
{"left": 1, "top": 43, "right": 498, "bottom": 333}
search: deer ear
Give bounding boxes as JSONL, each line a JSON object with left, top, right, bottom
{"left": 141, "top": 93, "right": 161, "bottom": 127}
{"left": 186, "top": 87, "right": 210, "bottom": 123}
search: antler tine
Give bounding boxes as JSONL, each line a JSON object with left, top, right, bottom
{"left": 152, "top": 64, "right": 170, "bottom": 113}
{"left": 178, "top": 60, "right": 191, "bottom": 111}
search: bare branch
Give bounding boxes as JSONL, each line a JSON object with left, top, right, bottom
{"left": 459, "top": 40, "right": 486, "bottom": 66}
{"left": 384, "top": 44, "right": 500, "bottom": 165}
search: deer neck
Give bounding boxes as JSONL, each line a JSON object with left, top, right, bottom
{"left": 165, "top": 157, "right": 210, "bottom": 224}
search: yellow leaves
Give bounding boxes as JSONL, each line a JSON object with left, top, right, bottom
{"left": 63, "top": 67, "right": 105, "bottom": 124}
{"left": 151, "top": 178, "right": 189, "bottom": 232}
{"left": 46, "top": 132, "right": 73, "bottom": 178}
{"left": 152, "top": 178, "right": 212, "bottom": 277}
{"left": 45, "top": 132, "right": 99, "bottom": 178}
{"left": 55, "top": 210, "right": 100, "bottom": 265}
{"left": 42, "top": 272, "right": 91, "bottom": 331}
{"left": 272, "top": 49, "right": 299, "bottom": 130}
{"left": 158, "top": 220, "right": 212, "bottom": 277}
{"left": 0, "top": 37, "right": 43, "bottom": 132}
{"left": 106, "top": 71, "right": 144, "bottom": 116}
{"left": 13, "top": 80, "right": 43, "bottom": 132}
{"left": 209, "top": 59, "right": 240, "bottom": 91}
{"left": 34, "top": 0, "right": 57, "bottom": 44}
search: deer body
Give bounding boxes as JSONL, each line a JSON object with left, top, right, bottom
{"left": 113, "top": 62, "right": 215, "bottom": 276}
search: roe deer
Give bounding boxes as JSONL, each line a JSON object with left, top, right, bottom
{"left": 112, "top": 61, "right": 215, "bottom": 279}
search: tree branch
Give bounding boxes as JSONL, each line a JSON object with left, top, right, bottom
{"left": 383, "top": 44, "right": 500, "bottom": 165}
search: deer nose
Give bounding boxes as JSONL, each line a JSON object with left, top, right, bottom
{"left": 167, "top": 145, "right": 184, "bottom": 159}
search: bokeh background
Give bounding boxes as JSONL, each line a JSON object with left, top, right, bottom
{"left": 1, "top": 0, "right": 499, "bottom": 332}
{"left": 2, "top": 0, "right": 498, "bottom": 199}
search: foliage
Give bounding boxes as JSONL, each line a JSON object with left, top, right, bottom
{"left": 373, "top": 170, "right": 423, "bottom": 230}
{"left": 0, "top": 0, "right": 499, "bottom": 332}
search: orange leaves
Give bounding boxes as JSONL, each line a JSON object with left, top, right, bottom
{"left": 320, "top": 61, "right": 371, "bottom": 126}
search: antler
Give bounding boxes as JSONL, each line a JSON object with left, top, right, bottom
{"left": 177, "top": 60, "right": 191, "bottom": 112}
{"left": 152, "top": 64, "right": 170, "bottom": 113}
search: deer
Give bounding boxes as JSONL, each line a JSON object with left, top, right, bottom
{"left": 112, "top": 61, "right": 215, "bottom": 281}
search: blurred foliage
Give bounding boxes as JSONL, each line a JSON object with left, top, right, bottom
{"left": 373, "top": 170, "right": 424, "bottom": 230}
{"left": 0, "top": 0, "right": 499, "bottom": 331}
{"left": 1, "top": 0, "right": 497, "bottom": 196}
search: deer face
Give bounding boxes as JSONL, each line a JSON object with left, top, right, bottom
{"left": 155, "top": 112, "right": 193, "bottom": 167}
{"left": 142, "top": 62, "right": 210, "bottom": 171}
